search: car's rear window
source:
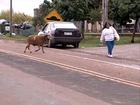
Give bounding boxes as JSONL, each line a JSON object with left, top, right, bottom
{"left": 53, "top": 22, "right": 77, "bottom": 29}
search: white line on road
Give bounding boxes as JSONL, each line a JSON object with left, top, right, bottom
{"left": 62, "top": 53, "right": 140, "bottom": 70}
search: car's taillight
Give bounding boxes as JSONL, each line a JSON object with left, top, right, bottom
{"left": 55, "top": 30, "right": 59, "bottom": 35}
{"left": 76, "top": 31, "right": 81, "bottom": 37}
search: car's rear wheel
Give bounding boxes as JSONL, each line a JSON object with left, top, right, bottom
{"left": 73, "top": 43, "right": 79, "bottom": 48}
{"left": 48, "top": 39, "right": 54, "bottom": 48}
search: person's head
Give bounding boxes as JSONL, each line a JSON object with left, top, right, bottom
{"left": 103, "top": 22, "right": 111, "bottom": 29}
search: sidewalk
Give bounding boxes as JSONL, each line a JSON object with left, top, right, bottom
{"left": 76, "top": 44, "right": 140, "bottom": 61}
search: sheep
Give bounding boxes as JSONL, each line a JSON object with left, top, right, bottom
{"left": 24, "top": 34, "right": 50, "bottom": 53}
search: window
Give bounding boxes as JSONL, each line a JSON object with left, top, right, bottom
{"left": 53, "top": 22, "right": 77, "bottom": 29}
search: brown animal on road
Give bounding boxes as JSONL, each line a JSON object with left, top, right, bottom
{"left": 24, "top": 34, "right": 50, "bottom": 53}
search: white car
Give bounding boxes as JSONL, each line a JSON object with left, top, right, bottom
{"left": 38, "top": 21, "right": 83, "bottom": 48}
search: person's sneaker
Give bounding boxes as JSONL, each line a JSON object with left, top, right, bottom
{"left": 107, "top": 54, "right": 113, "bottom": 58}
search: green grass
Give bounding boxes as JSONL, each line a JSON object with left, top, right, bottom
{"left": 79, "top": 35, "right": 140, "bottom": 47}
{"left": 80, "top": 36, "right": 100, "bottom": 47}
{"left": 0, "top": 34, "right": 140, "bottom": 48}
{"left": 0, "top": 34, "right": 27, "bottom": 41}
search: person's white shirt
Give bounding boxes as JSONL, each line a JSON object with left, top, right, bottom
{"left": 100, "top": 26, "right": 120, "bottom": 42}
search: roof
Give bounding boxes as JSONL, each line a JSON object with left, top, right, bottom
{"left": 47, "top": 21, "right": 73, "bottom": 24}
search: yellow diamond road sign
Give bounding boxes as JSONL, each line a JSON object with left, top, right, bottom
{"left": 44, "top": 9, "right": 63, "bottom": 22}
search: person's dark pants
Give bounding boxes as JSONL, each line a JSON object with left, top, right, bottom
{"left": 106, "top": 40, "right": 114, "bottom": 55}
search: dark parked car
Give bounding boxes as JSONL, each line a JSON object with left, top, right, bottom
{"left": 38, "top": 21, "right": 83, "bottom": 48}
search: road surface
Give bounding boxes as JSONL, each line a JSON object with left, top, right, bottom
{"left": 0, "top": 39, "right": 139, "bottom": 105}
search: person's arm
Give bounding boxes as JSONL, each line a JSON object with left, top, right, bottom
{"left": 111, "top": 26, "right": 120, "bottom": 41}
{"left": 100, "top": 30, "right": 105, "bottom": 42}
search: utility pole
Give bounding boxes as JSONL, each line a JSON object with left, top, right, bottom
{"left": 102, "top": 0, "right": 109, "bottom": 28}
{"left": 10, "top": 0, "right": 12, "bottom": 37}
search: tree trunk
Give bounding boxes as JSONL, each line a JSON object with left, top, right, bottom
{"left": 131, "top": 17, "right": 139, "bottom": 43}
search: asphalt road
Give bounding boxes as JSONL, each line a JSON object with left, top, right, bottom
{"left": 0, "top": 51, "right": 139, "bottom": 105}
{"left": 0, "top": 39, "right": 140, "bottom": 105}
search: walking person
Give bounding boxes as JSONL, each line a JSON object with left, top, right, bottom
{"left": 100, "top": 22, "right": 120, "bottom": 58}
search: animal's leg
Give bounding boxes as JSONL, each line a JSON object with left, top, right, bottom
{"left": 41, "top": 45, "right": 45, "bottom": 53}
{"left": 24, "top": 44, "right": 31, "bottom": 53}
{"left": 24, "top": 44, "right": 29, "bottom": 53}
{"left": 28, "top": 44, "right": 32, "bottom": 53}
{"left": 35, "top": 45, "right": 40, "bottom": 52}
{"left": 24, "top": 46, "right": 27, "bottom": 53}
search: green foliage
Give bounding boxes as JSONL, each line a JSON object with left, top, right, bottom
{"left": 89, "top": 7, "right": 102, "bottom": 24}
{"left": 32, "top": 0, "right": 53, "bottom": 26}
{"left": 0, "top": 10, "right": 10, "bottom": 20}
{"left": 53, "top": 0, "right": 96, "bottom": 21}
{"left": 33, "top": 0, "right": 102, "bottom": 26}
{"left": 0, "top": 10, "right": 33, "bottom": 24}
{"left": 109, "top": 0, "right": 140, "bottom": 25}
{"left": 13, "top": 13, "right": 33, "bottom": 24}
{"left": 109, "top": 0, "right": 140, "bottom": 43}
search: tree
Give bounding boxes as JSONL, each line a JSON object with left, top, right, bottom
{"left": 89, "top": 7, "right": 102, "bottom": 24}
{"left": 32, "top": 0, "right": 53, "bottom": 26}
{"left": 33, "top": 0, "right": 102, "bottom": 34}
{"left": 0, "top": 10, "right": 32, "bottom": 24}
{"left": 52, "top": 0, "right": 101, "bottom": 35}
{"left": 52, "top": 0, "right": 101, "bottom": 21}
{"left": 0, "top": 10, "right": 10, "bottom": 20}
{"left": 13, "top": 13, "right": 32, "bottom": 24}
{"left": 109, "top": 0, "right": 140, "bottom": 43}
